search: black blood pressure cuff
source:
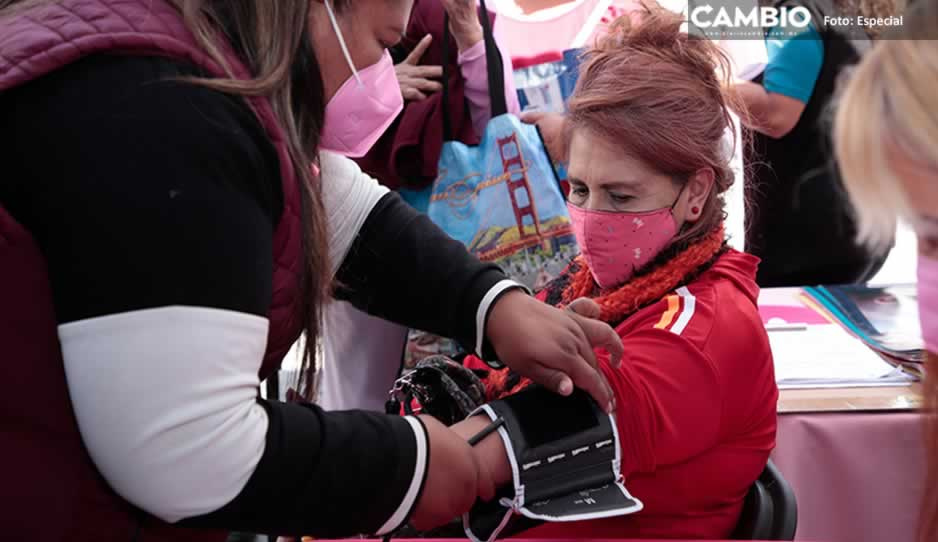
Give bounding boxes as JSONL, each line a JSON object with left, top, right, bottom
{"left": 463, "top": 386, "right": 643, "bottom": 542}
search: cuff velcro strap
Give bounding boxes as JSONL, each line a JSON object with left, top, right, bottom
{"left": 463, "top": 387, "right": 643, "bottom": 542}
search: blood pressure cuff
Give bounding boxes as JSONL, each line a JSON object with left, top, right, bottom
{"left": 463, "top": 386, "right": 643, "bottom": 542}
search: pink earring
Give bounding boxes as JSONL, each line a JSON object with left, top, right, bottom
{"left": 691, "top": 206, "right": 700, "bottom": 215}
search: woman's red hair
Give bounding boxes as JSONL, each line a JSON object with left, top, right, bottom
{"left": 565, "top": 2, "right": 747, "bottom": 245}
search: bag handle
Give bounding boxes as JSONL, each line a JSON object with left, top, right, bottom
{"left": 441, "top": 0, "right": 508, "bottom": 141}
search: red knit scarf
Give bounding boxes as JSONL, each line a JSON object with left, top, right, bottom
{"left": 481, "top": 226, "right": 726, "bottom": 401}
{"left": 560, "top": 226, "right": 726, "bottom": 325}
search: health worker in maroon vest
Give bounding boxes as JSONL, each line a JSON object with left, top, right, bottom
{"left": 0, "top": 1, "right": 622, "bottom": 541}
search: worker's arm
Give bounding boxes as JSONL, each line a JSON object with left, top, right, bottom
{"left": 730, "top": 26, "right": 824, "bottom": 139}
{"left": 2, "top": 54, "right": 472, "bottom": 537}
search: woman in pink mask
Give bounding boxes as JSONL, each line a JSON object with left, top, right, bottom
{"left": 455, "top": 6, "right": 778, "bottom": 539}
{"left": 832, "top": 3, "right": 937, "bottom": 539}
{"left": 316, "top": 0, "right": 522, "bottom": 414}
{"left": 0, "top": 0, "right": 622, "bottom": 540}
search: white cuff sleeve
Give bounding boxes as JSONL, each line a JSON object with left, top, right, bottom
{"left": 320, "top": 151, "right": 391, "bottom": 277}
{"left": 376, "top": 415, "right": 430, "bottom": 535}
{"left": 60, "top": 306, "right": 270, "bottom": 523}
{"left": 475, "top": 279, "right": 530, "bottom": 357}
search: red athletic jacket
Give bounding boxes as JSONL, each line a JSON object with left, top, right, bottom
{"left": 472, "top": 249, "right": 778, "bottom": 539}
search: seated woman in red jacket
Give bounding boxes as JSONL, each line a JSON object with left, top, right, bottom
{"left": 454, "top": 6, "right": 778, "bottom": 539}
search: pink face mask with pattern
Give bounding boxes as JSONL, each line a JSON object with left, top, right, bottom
{"left": 567, "top": 196, "right": 681, "bottom": 289}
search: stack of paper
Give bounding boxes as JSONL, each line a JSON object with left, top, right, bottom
{"left": 770, "top": 324, "right": 916, "bottom": 389}
{"left": 802, "top": 284, "right": 924, "bottom": 363}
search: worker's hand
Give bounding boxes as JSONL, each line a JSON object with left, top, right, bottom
{"left": 451, "top": 416, "right": 511, "bottom": 496}
{"left": 485, "top": 290, "right": 623, "bottom": 413}
{"left": 411, "top": 415, "right": 490, "bottom": 530}
{"left": 395, "top": 34, "right": 443, "bottom": 101}
{"left": 521, "top": 111, "right": 567, "bottom": 160}
{"left": 442, "top": 0, "right": 483, "bottom": 52}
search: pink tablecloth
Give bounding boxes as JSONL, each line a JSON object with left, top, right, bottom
{"left": 773, "top": 413, "right": 926, "bottom": 542}
{"left": 340, "top": 539, "right": 775, "bottom": 542}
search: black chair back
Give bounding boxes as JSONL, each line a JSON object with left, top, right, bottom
{"left": 733, "top": 459, "right": 798, "bottom": 540}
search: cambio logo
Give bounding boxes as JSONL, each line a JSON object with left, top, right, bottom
{"left": 690, "top": 4, "right": 812, "bottom": 28}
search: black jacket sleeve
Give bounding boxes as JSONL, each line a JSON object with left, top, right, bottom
{"left": 0, "top": 54, "right": 426, "bottom": 537}
{"left": 334, "top": 192, "right": 513, "bottom": 354}
{"left": 182, "top": 401, "right": 428, "bottom": 537}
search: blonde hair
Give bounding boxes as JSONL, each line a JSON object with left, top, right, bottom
{"left": 833, "top": 2, "right": 938, "bottom": 252}
{"left": 834, "top": 5, "right": 938, "bottom": 541}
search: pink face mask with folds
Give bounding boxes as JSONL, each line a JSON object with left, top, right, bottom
{"left": 567, "top": 202, "right": 679, "bottom": 290}
{"left": 917, "top": 253, "right": 938, "bottom": 353}
{"left": 319, "top": 0, "right": 404, "bottom": 158}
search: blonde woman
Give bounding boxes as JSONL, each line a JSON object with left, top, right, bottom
{"left": 0, "top": 0, "right": 622, "bottom": 540}
{"left": 833, "top": 2, "right": 938, "bottom": 540}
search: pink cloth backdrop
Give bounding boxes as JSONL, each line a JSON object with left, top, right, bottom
{"left": 336, "top": 539, "right": 776, "bottom": 542}
{"left": 492, "top": 0, "right": 644, "bottom": 61}
{"left": 773, "top": 413, "right": 926, "bottom": 542}
{"left": 492, "top": 0, "right": 608, "bottom": 60}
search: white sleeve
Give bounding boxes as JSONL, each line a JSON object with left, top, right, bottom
{"left": 318, "top": 300, "right": 408, "bottom": 412}
{"left": 320, "top": 151, "right": 391, "bottom": 277}
{"left": 60, "top": 306, "right": 270, "bottom": 523}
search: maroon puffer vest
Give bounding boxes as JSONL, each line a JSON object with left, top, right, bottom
{"left": 0, "top": 1, "right": 303, "bottom": 540}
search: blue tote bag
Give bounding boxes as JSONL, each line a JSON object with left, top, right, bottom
{"left": 428, "top": 0, "right": 577, "bottom": 292}
{"left": 402, "top": 1, "right": 579, "bottom": 365}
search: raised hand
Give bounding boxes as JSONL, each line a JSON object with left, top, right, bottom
{"left": 441, "top": 0, "right": 483, "bottom": 52}
{"left": 521, "top": 111, "right": 567, "bottom": 160}
{"left": 395, "top": 34, "right": 443, "bottom": 101}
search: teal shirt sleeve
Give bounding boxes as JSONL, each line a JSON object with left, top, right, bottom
{"left": 762, "top": 25, "right": 824, "bottom": 104}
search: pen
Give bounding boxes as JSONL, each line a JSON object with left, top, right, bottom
{"left": 765, "top": 323, "right": 809, "bottom": 332}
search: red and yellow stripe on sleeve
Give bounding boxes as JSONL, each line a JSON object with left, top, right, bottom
{"left": 652, "top": 287, "right": 697, "bottom": 335}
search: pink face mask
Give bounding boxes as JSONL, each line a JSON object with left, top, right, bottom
{"left": 917, "top": 253, "right": 938, "bottom": 353}
{"left": 319, "top": 0, "right": 404, "bottom": 158}
{"left": 567, "top": 201, "right": 679, "bottom": 290}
